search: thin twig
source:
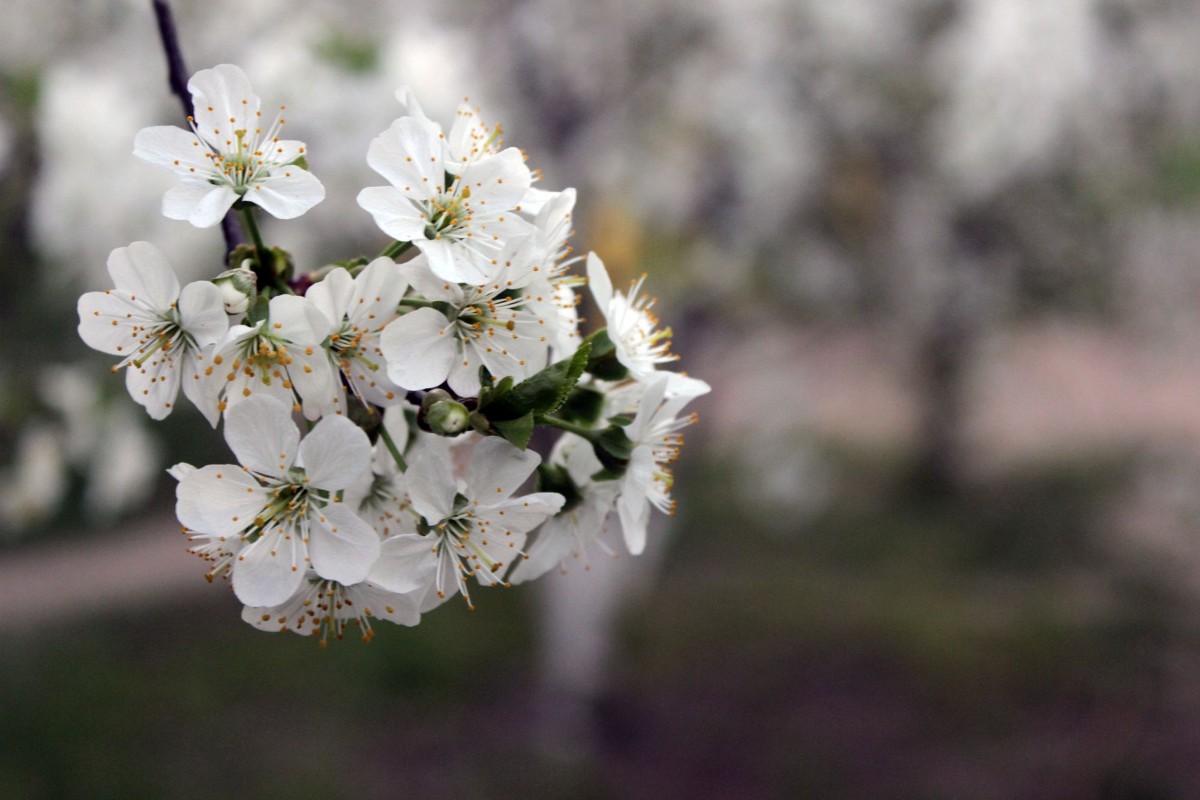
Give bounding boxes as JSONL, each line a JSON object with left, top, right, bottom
{"left": 149, "top": 0, "right": 243, "bottom": 256}
{"left": 151, "top": 0, "right": 191, "bottom": 117}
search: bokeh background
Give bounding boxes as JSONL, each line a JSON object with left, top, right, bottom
{"left": 6, "top": 0, "right": 1200, "bottom": 797}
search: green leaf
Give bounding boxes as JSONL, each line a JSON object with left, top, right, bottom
{"left": 483, "top": 342, "right": 592, "bottom": 421}
{"left": 492, "top": 412, "right": 535, "bottom": 450}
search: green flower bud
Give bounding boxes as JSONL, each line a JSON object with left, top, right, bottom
{"left": 426, "top": 398, "right": 471, "bottom": 436}
{"left": 213, "top": 263, "right": 257, "bottom": 315}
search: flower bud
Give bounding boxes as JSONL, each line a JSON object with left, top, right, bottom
{"left": 213, "top": 263, "right": 257, "bottom": 315}
{"left": 425, "top": 398, "right": 471, "bottom": 435}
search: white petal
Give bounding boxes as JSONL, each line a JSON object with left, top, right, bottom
{"left": 107, "top": 241, "right": 179, "bottom": 310}
{"left": 188, "top": 64, "right": 260, "bottom": 148}
{"left": 267, "top": 294, "right": 330, "bottom": 345}
{"left": 265, "top": 138, "right": 307, "bottom": 164}
{"left": 664, "top": 373, "right": 712, "bottom": 400}
{"left": 586, "top": 251, "right": 613, "bottom": 313}
{"left": 167, "top": 462, "right": 196, "bottom": 482}
{"left": 477, "top": 490, "right": 565, "bottom": 534}
{"left": 406, "top": 444, "right": 456, "bottom": 523}
{"left": 447, "top": 104, "right": 490, "bottom": 167}
{"left": 77, "top": 291, "right": 151, "bottom": 355}
{"left": 357, "top": 582, "right": 423, "bottom": 627}
{"left": 177, "top": 281, "right": 229, "bottom": 348}
{"left": 400, "top": 254, "right": 461, "bottom": 302}
{"left": 248, "top": 169, "right": 324, "bottom": 219}
{"left": 182, "top": 348, "right": 222, "bottom": 426}
{"left": 366, "top": 116, "right": 445, "bottom": 195}
{"left": 517, "top": 186, "right": 562, "bottom": 216}
{"left": 287, "top": 351, "right": 339, "bottom": 421}
{"left": 380, "top": 307, "right": 456, "bottom": 390}
{"left": 353, "top": 258, "right": 410, "bottom": 322}
{"left": 356, "top": 186, "right": 429, "bottom": 241}
{"left": 464, "top": 437, "right": 541, "bottom": 501}
{"left": 304, "top": 266, "right": 355, "bottom": 326}
{"left": 163, "top": 181, "right": 237, "bottom": 228}
{"left": 307, "top": 503, "right": 381, "bottom": 585}
{"left": 232, "top": 527, "right": 305, "bottom": 607}
{"left": 617, "top": 489, "right": 650, "bottom": 555}
{"left": 224, "top": 394, "right": 299, "bottom": 478}
{"left": 368, "top": 533, "right": 437, "bottom": 593}
{"left": 415, "top": 238, "right": 494, "bottom": 285}
{"left": 457, "top": 147, "right": 531, "bottom": 209}
{"left": 132, "top": 125, "right": 211, "bottom": 172}
{"left": 299, "top": 415, "right": 371, "bottom": 490}
{"left": 125, "top": 353, "right": 181, "bottom": 419}
{"left": 176, "top": 464, "right": 269, "bottom": 537}
{"left": 395, "top": 86, "right": 427, "bottom": 119}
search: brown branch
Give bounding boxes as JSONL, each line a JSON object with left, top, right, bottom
{"left": 149, "top": 0, "right": 244, "bottom": 256}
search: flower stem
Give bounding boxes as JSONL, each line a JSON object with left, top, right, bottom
{"left": 379, "top": 424, "right": 408, "bottom": 473}
{"left": 539, "top": 415, "right": 596, "bottom": 440}
{"left": 238, "top": 205, "right": 285, "bottom": 292}
{"left": 397, "top": 296, "right": 437, "bottom": 309}
{"left": 379, "top": 240, "right": 413, "bottom": 260}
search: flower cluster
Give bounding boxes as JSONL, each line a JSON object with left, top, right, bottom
{"left": 77, "top": 65, "right": 708, "bottom": 644}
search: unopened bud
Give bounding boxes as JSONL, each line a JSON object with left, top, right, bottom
{"left": 426, "top": 399, "right": 470, "bottom": 435}
{"left": 213, "top": 264, "right": 257, "bottom": 315}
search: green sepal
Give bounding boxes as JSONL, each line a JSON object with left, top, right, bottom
{"left": 348, "top": 401, "right": 384, "bottom": 442}
{"left": 492, "top": 411, "right": 535, "bottom": 450}
{"left": 536, "top": 463, "right": 583, "bottom": 512}
{"left": 590, "top": 423, "right": 634, "bottom": 475}
{"left": 607, "top": 415, "right": 633, "bottom": 427}
{"left": 246, "top": 291, "right": 271, "bottom": 325}
{"left": 596, "top": 425, "right": 634, "bottom": 460}
{"left": 477, "top": 366, "right": 495, "bottom": 394}
{"left": 335, "top": 256, "right": 370, "bottom": 272}
{"left": 468, "top": 410, "right": 491, "bottom": 434}
{"left": 589, "top": 467, "right": 625, "bottom": 483}
{"left": 583, "top": 328, "right": 628, "bottom": 381}
{"left": 291, "top": 154, "right": 310, "bottom": 171}
{"left": 226, "top": 243, "right": 258, "bottom": 271}
{"left": 270, "top": 246, "right": 295, "bottom": 283}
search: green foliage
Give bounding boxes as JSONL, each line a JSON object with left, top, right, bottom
{"left": 582, "top": 328, "right": 628, "bottom": 381}
{"left": 313, "top": 31, "right": 381, "bottom": 74}
{"left": 474, "top": 343, "right": 592, "bottom": 449}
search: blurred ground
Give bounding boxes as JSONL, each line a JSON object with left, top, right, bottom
{"left": 6, "top": 321, "right": 1200, "bottom": 798}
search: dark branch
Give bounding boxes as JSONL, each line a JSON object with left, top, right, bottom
{"left": 149, "top": 0, "right": 243, "bottom": 255}
{"left": 151, "top": 0, "right": 191, "bottom": 117}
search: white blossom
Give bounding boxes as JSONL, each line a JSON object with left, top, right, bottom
{"left": 77, "top": 241, "right": 227, "bottom": 420}
{"left": 509, "top": 434, "right": 620, "bottom": 584}
{"left": 368, "top": 437, "right": 564, "bottom": 611}
{"left": 357, "top": 110, "right": 533, "bottom": 285}
{"left": 197, "top": 294, "right": 338, "bottom": 423}
{"left": 587, "top": 252, "right": 676, "bottom": 379}
{"left": 379, "top": 252, "right": 553, "bottom": 397}
{"left": 303, "top": 258, "right": 410, "bottom": 411}
{"left": 133, "top": 64, "right": 324, "bottom": 227}
{"left": 613, "top": 374, "right": 707, "bottom": 555}
{"left": 242, "top": 573, "right": 421, "bottom": 645}
{"left": 174, "top": 395, "right": 378, "bottom": 607}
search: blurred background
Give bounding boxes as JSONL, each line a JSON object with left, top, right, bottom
{"left": 6, "top": 0, "right": 1200, "bottom": 797}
